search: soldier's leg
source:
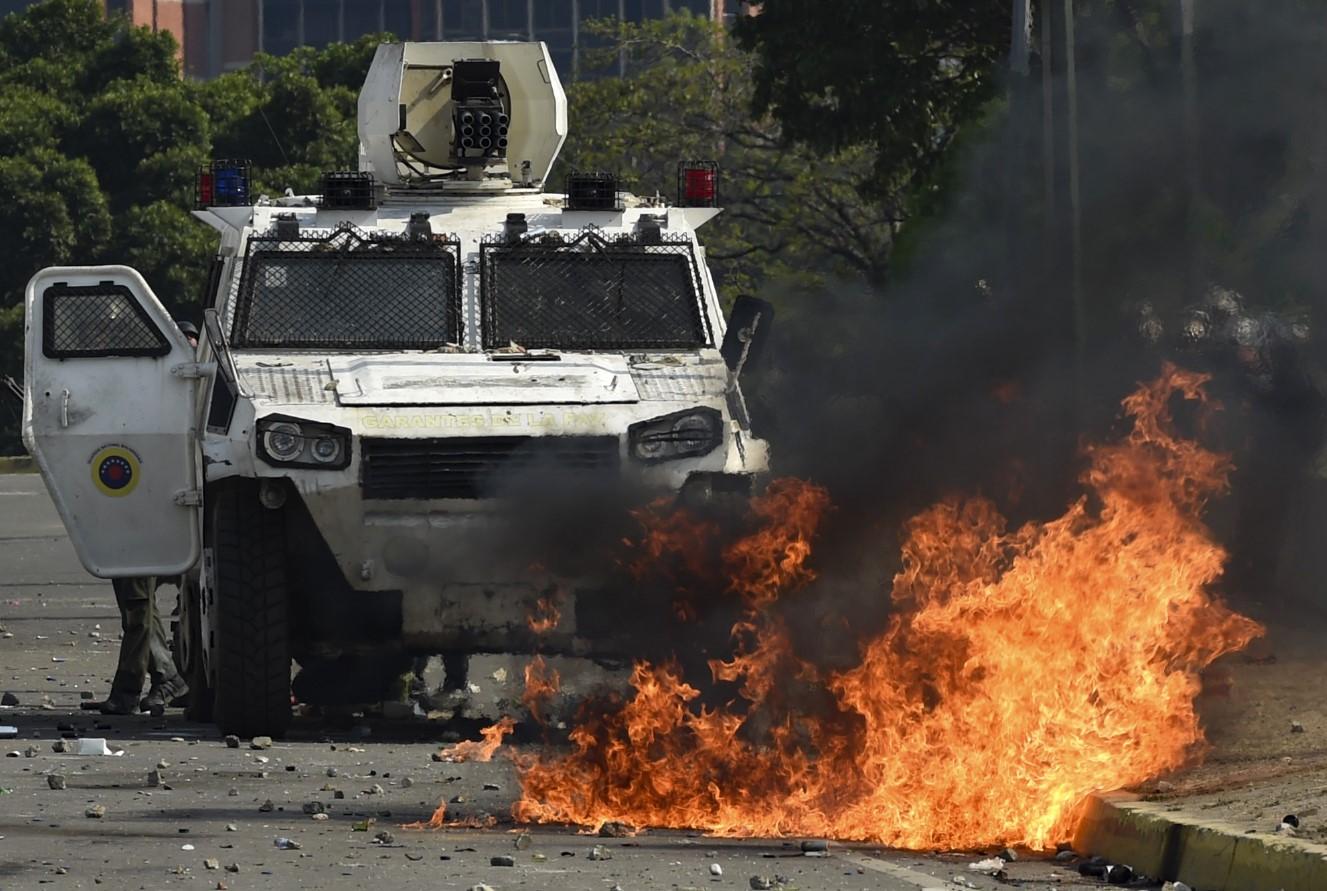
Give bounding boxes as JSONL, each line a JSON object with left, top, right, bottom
{"left": 143, "top": 579, "right": 189, "bottom": 714}
{"left": 105, "top": 577, "right": 154, "bottom": 713}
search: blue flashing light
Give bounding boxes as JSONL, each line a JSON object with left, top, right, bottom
{"left": 211, "top": 160, "right": 251, "bottom": 206}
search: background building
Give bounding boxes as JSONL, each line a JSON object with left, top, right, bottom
{"left": 0, "top": 1, "right": 750, "bottom": 79}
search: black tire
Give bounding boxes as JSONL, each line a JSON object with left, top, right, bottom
{"left": 209, "top": 481, "right": 291, "bottom": 738}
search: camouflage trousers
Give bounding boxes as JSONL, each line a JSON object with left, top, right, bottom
{"left": 109, "top": 577, "right": 183, "bottom": 700}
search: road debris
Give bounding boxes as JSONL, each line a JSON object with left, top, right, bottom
{"left": 1, "top": 693, "right": 18, "bottom": 706}
{"left": 490, "top": 855, "right": 515, "bottom": 866}
{"left": 1290, "top": 720, "right": 1305, "bottom": 733}
{"left": 968, "top": 857, "right": 1005, "bottom": 875}
{"left": 710, "top": 862, "right": 723, "bottom": 876}
{"left": 204, "top": 858, "right": 219, "bottom": 870}
{"left": 47, "top": 774, "right": 66, "bottom": 790}
{"left": 588, "top": 844, "right": 612, "bottom": 861}
{"left": 274, "top": 837, "right": 301, "bottom": 850}
{"left": 84, "top": 804, "right": 105, "bottom": 818}
{"left": 250, "top": 736, "right": 273, "bottom": 750}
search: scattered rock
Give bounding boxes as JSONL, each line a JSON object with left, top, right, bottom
{"left": 366, "top": 783, "right": 385, "bottom": 795}
{"left": 1162, "top": 883, "right": 1193, "bottom": 891}
{"left": 156, "top": 759, "right": 169, "bottom": 769}
{"left": 227, "top": 788, "right": 238, "bottom": 797}
{"left": 799, "top": 839, "right": 828, "bottom": 853}
{"left": 1000, "top": 847, "right": 1018, "bottom": 862}
{"left": 374, "top": 830, "right": 396, "bottom": 845}
{"left": 54, "top": 866, "right": 68, "bottom": 875}
{"left": 1154, "top": 780, "right": 1176, "bottom": 793}
{"left": 250, "top": 736, "right": 273, "bottom": 750}
{"left": 204, "top": 859, "right": 219, "bottom": 870}
{"left": 223, "top": 735, "right": 240, "bottom": 748}
{"left": 50, "top": 739, "right": 70, "bottom": 754}
{"left": 491, "top": 667, "right": 507, "bottom": 683}
{"left": 84, "top": 804, "right": 105, "bottom": 819}
{"left": 274, "top": 837, "right": 301, "bottom": 850}
{"left": 333, "top": 790, "right": 345, "bottom": 800}
{"left": 588, "top": 845, "right": 612, "bottom": 861}
{"left": 430, "top": 752, "right": 447, "bottom": 762}
{"left": 469, "top": 885, "right": 495, "bottom": 891}
{"left": 405, "top": 851, "right": 424, "bottom": 861}
{"left": 1054, "top": 850, "right": 1077, "bottom": 862}
{"left": 258, "top": 799, "right": 274, "bottom": 813}
{"left": 514, "top": 832, "right": 532, "bottom": 850}
{"left": 225, "top": 862, "right": 240, "bottom": 873}
{"left": 1, "top": 692, "right": 18, "bottom": 706}
{"left": 326, "top": 766, "right": 338, "bottom": 778}
{"left": 225, "top": 824, "right": 237, "bottom": 832}
{"left": 710, "top": 863, "right": 723, "bottom": 877}
{"left": 47, "top": 774, "right": 66, "bottom": 790}
{"left": 1291, "top": 720, "right": 1305, "bottom": 734}
{"left": 254, "top": 755, "right": 270, "bottom": 765}
{"left": 312, "top": 811, "right": 329, "bottom": 821}
{"left": 302, "top": 801, "right": 325, "bottom": 815}
{"left": 400, "top": 776, "right": 413, "bottom": 788}
{"left": 750, "top": 878, "right": 773, "bottom": 890}
{"left": 482, "top": 782, "right": 500, "bottom": 791}
{"left": 490, "top": 855, "right": 515, "bottom": 867}
{"left": 145, "top": 770, "right": 160, "bottom": 788}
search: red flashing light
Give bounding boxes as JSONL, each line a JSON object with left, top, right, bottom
{"left": 678, "top": 161, "right": 718, "bottom": 207}
{"left": 196, "top": 170, "right": 214, "bottom": 208}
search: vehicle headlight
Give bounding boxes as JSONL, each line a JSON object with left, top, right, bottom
{"left": 629, "top": 408, "right": 723, "bottom": 463}
{"left": 262, "top": 422, "right": 303, "bottom": 462}
{"left": 257, "top": 417, "right": 351, "bottom": 469}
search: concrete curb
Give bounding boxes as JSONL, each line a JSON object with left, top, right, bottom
{"left": 0, "top": 455, "right": 35, "bottom": 474}
{"left": 1073, "top": 792, "right": 1327, "bottom": 891}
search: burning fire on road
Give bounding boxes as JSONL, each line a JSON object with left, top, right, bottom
{"left": 424, "top": 366, "right": 1263, "bottom": 850}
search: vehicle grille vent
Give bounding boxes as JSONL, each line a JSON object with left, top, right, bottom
{"left": 361, "top": 436, "right": 621, "bottom": 500}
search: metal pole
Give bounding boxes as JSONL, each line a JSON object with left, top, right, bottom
{"left": 527, "top": 0, "right": 534, "bottom": 40}
{"left": 481, "top": 0, "right": 489, "bottom": 37}
{"left": 571, "top": 0, "right": 579, "bottom": 81}
{"left": 434, "top": 0, "right": 441, "bottom": 39}
{"left": 296, "top": 0, "right": 304, "bottom": 47}
{"left": 257, "top": 0, "right": 265, "bottom": 54}
{"left": 1010, "top": 0, "right": 1030, "bottom": 75}
{"left": 619, "top": 0, "right": 626, "bottom": 77}
{"left": 1063, "top": 0, "right": 1085, "bottom": 406}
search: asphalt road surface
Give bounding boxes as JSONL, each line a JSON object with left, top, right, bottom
{"left": 0, "top": 473, "right": 1079, "bottom": 890}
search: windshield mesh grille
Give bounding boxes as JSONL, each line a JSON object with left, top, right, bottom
{"left": 232, "top": 226, "right": 461, "bottom": 350}
{"left": 479, "top": 231, "right": 710, "bottom": 350}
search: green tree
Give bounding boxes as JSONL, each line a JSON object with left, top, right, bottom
{"left": 560, "top": 14, "right": 896, "bottom": 294}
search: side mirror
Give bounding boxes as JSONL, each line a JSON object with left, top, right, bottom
{"left": 720, "top": 295, "right": 774, "bottom": 374}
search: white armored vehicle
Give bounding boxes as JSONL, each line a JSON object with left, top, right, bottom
{"left": 22, "top": 42, "right": 771, "bottom": 736}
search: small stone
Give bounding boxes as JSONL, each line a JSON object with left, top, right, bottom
{"left": 311, "top": 812, "right": 329, "bottom": 821}
{"left": 85, "top": 804, "right": 106, "bottom": 819}
{"left": 710, "top": 863, "right": 723, "bottom": 877}
{"left": 374, "top": 830, "right": 396, "bottom": 845}
{"left": 54, "top": 866, "right": 68, "bottom": 875}
{"left": 326, "top": 766, "right": 338, "bottom": 777}
{"left": 225, "top": 823, "right": 238, "bottom": 832}
{"left": 1291, "top": 720, "right": 1305, "bottom": 733}
{"left": 181, "top": 844, "right": 196, "bottom": 851}
{"left": 254, "top": 755, "right": 269, "bottom": 764}
{"left": 334, "top": 790, "right": 345, "bottom": 800}
{"left": 227, "top": 788, "right": 238, "bottom": 797}
{"left": 400, "top": 776, "right": 413, "bottom": 788}
{"left": 1000, "top": 847, "right": 1018, "bottom": 862}
{"left": 47, "top": 774, "right": 66, "bottom": 790}
{"left": 23, "top": 745, "right": 38, "bottom": 757}
{"left": 599, "top": 820, "right": 631, "bottom": 838}
{"left": 588, "top": 845, "right": 612, "bottom": 861}
{"left": 50, "top": 739, "right": 70, "bottom": 753}
{"left": 483, "top": 782, "right": 500, "bottom": 791}
{"left": 469, "top": 885, "right": 495, "bottom": 891}
{"left": 490, "top": 855, "right": 515, "bottom": 867}
{"left": 1055, "top": 850, "right": 1077, "bottom": 862}
{"left": 491, "top": 667, "right": 507, "bottom": 683}
{"left": 367, "top": 783, "right": 385, "bottom": 795}
{"left": 250, "top": 736, "right": 273, "bottom": 750}
{"left": 405, "top": 851, "right": 424, "bottom": 861}
{"left": 750, "top": 878, "right": 773, "bottom": 890}
{"left": 1, "top": 692, "right": 18, "bottom": 706}
{"left": 1162, "top": 882, "right": 1193, "bottom": 891}
{"left": 156, "top": 759, "right": 169, "bottom": 769}
{"left": 514, "top": 832, "right": 532, "bottom": 850}
{"left": 258, "top": 799, "right": 274, "bottom": 812}
{"left": 204, "top": 858, "right": 219, "bottom": 870}
{"left": 146, "top": 770, "right": 160, "bottom": 788}
{"left": 799, "top": 839, "right": 828, "bottom": 852}
{"left": 430, "top": 752, "right": 447, "bottom": 762}
{"left": 1154, "top": 780, "right": 1176, "bottom": 793}
{"left": 225, "top": 862, "right": 240, "bottom": 873}
{"left": 274, "top": 836, "right": 301, "bottom": 850}
{"left": 302, "top": 801, "right": 325, "bottom": 815}
{"left": 223, "top": 735, "right": 240, "bottom": 748}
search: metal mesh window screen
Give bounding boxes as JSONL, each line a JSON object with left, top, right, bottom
{"left": 232, "top": 226, "right": 461, "bottom": 350}
{"left": 42, "top": 284, "right": 171, "bottom": 359}
{"left": 480, "top": 231, "right": 710, "bottom": 350}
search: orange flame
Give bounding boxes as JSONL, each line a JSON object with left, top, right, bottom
{"left": 527, "top": 595, "right": 562, "bottom": 634}
{"left": 523, "top": 655, "right": 562, "bottom": 727}
{"left": 514, "top": 366, "right": 1263, "bottom": 849}
{"left": 435, "top": 716, "right": 517, "bottom": 763}
{"left": 403, "top": 800, "right": 447, "bottom": 830}
{"left": 722, "top": 478, "right": 831, "bottom": 606}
